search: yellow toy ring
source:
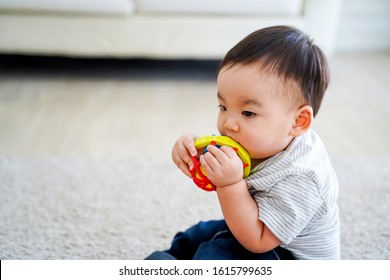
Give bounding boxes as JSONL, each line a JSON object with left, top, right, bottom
{"left": 191, "top": 135, "right": 251, "bottom": 191}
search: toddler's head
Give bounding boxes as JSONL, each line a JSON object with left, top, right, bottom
{"left": 218, "top": 25, "right": 329, "bottom": 117}
{"left": 216, "top": 26, "right": 329, "bottom": 163}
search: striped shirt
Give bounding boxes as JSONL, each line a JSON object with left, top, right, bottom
{"left": 246, "top": 129, "right": 340, "bottom": 259}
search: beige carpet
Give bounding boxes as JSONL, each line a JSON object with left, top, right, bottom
{"left": 0, "top": 156, "right": 389, "bottom": 259}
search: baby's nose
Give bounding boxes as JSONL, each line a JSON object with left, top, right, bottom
{"left": 224, "top": 117, "right": 239, "bottom": 132}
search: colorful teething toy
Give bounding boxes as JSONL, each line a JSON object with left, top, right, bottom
{"left": 190, "top": 135, "right": 251, "bottom": 192}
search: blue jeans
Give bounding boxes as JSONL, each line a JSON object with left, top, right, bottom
{"left": 145, "top": 220, "right": 295, "bottom": 260}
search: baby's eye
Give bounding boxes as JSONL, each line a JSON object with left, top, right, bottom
{"left": 218, "top": 105, "right": 227, "bottom": 112}
{"left": 242, "top": 111, "right": 256, "bottom": 117}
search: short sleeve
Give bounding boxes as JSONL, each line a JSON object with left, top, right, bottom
{"left": 252, "top": 174, "right": 324, "bottom": 244}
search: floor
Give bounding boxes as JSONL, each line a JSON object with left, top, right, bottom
{"left": 0, "top": 52, "right": 389, "bottom": 160}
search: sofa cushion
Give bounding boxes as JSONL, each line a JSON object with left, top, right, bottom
{"left": 0, "top": 0, "right": 135, "bottom": 16}
{"left": 136, "top": 0, "right": 303, "bottom": 16}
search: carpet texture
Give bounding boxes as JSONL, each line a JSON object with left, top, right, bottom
{"left": 0, "top": 156, "right": 389, "bottom": 260}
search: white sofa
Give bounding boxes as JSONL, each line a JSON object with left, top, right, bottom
{"left": 0, "top": 0, "right": 341, "bottom": 59}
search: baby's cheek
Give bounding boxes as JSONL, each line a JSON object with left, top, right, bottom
{"left": 242, "top": 141, "right": 256, "bottom": 156}
{"left": 246, "top": 145, "right": 265, "bottom": 161}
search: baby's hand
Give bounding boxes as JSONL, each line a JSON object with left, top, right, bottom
{"left": 171, "top": 134, "right": 198, "bottom": 178}
{"left": 200, "top": 145, "right": 243, "bottom": 187}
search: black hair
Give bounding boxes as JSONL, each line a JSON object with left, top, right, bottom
{"left": 218, "top": 26, "right": 329, "bottom": 117}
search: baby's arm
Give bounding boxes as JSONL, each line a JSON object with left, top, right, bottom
{"left": 171, "top": 134, "right": 198, "bottom": 178}
{"left": 201, "top": 145, "right": 281, "bottom": 253}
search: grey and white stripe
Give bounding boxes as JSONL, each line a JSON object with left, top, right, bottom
{"left": 246, "top": 129, "right": 340, "bottom": 259}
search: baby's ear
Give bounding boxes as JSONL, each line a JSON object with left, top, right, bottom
{"left": 290, "top": 105, "right": 313, "bottom": 137}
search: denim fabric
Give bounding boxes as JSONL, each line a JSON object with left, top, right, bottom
{"left": 145, "top": 220, "right": 295, "bottom": 260}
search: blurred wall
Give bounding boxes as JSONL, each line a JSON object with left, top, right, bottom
{"left": 335, "top": 0, "right": 390, "bottom": 52}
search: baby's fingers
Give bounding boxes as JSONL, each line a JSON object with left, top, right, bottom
{"left": 172, "top": 134, "right": 198, "bottom": 177}
{"left": 171, "top": 148, "right": 192, "bottom": 178}
{"left": 182, "top": 136, "right": 198, "bottom": 158}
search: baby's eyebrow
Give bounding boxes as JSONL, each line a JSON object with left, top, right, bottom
{"left": 217, "top": 92, "right": 224, "bottom": 101}
{"left": 242, "top": 98, "right": 262, "bottom": 107}
{"left": 218, "top": 92, "right": 262, "bottom": 107}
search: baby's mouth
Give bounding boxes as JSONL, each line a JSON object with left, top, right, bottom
{"left": 223, "top": 134, "right": 238, "bottom": 143}
{"left": 229, "top": 138, "right": 251, "bottom": 156}
{"left": 223, "top": 134, "right": 245, "bottom": 149}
